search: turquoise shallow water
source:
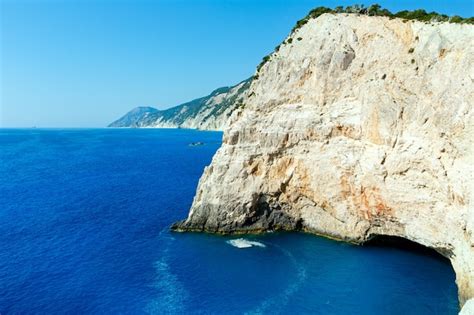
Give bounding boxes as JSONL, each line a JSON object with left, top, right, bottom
{"left": 0, "top": 129, "right": 458, "bottom": 314}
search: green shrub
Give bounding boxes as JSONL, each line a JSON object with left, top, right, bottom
{"left": 450, "top": 15, "right": 464, "bottom": 23}
{"left": 464, "top": 17, "right": 474, "bottom": 24}
{"left": 255, "top": 55, "right": 271, "bottom": 75}
{"left": 367, "top": 4, "right": 382, "bottom": 16}
{"left": 291, "top": 6, "right": 334, "bottom": 33}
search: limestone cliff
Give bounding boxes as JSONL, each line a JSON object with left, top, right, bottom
{"left": 109, "top": 78, "right": 250, "bottom": 130}
{"left": 172, "top": 14, "right": 474, "bottom": 309}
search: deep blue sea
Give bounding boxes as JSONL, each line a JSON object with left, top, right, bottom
{"left": 0, "top": 129, "right": 459, "bottom": 314}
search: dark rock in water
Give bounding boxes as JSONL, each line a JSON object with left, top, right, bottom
{"left": 171, "top": 197, "right": 303, "bottom": 234}
{"left": 189, "top": 142, "right": 205, "bottom": 147}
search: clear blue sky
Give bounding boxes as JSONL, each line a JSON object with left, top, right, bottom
{"left": 1, "top": 0, "right": 473, "bottom": 127}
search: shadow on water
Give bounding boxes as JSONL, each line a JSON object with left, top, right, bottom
{"left": 362, "top": 234, "right": 459, "bottom": 312}
{"left": 363, "top": 235, "right": 452, "bottom": 264}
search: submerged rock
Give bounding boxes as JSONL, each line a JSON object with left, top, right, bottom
{"left": 189, "top": 142, "right": 205, "bottom": 147}
{"left": 173, "top": 14, "right": 474, "bottom": 310}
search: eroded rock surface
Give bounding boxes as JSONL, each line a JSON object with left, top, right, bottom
{"left": 173, "top": 14, "right": 474, "bottom": 309}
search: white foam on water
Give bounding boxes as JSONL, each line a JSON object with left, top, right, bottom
{"left": 145, "top": 231, "right": 189, "bottom": 314}
{"left": 145, "top": 256, "right": 189, "bottom": 314}
{"left": 227, "top": 238, "right": 266, "bottom": 248}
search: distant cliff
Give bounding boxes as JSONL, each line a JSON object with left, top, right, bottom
{"left": 109, "top": 78, "right": 251, "bottom": 130}
{"left": 172, "top": 12, "right": 474, "bottom": 312}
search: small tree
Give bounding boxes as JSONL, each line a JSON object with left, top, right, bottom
{"left": 368, "top": 4, "right": 381, "bottom": 16}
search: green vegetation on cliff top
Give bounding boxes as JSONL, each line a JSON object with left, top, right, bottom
{"left": 254, "top": 4, "right": 473, "bottom": 77}
{"left": 292, "top": 4, "right": 473, "bottom": 34}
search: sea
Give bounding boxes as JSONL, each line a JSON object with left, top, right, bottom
{"left": 0, "top": 128, "right": 459, "bottom": 314}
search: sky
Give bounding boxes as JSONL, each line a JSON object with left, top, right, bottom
{"left": 1, "top": 0, "right": 473, "bottom": 127}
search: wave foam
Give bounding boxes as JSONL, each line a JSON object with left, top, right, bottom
{"left": 227, "top": 238, "right": 266, "bottom": 248}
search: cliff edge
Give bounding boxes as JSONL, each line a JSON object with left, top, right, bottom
{"left": 172, "top": 14, "right": 474, "bottom": 309}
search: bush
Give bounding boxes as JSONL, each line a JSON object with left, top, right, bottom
{"left": 450, "top": 15, "right": 464, "bottom": 23}
{"left": 394, "top": 9, "right": 458, "bottom": 23}
{"left": 291, "top": 6, "right": 334, "bottom": 33}
{"left": 256, "top": 55, "right": 271, "bottom": 75}
{"left": 367, "top": 4, "right": 382, "bottom": 16}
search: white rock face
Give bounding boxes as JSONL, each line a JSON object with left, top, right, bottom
{"left": 173, "top": 14, "right": 474, "bottom": 309}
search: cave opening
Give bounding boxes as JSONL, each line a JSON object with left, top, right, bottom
{"left": 363, "top": 234, "right": 451, "bottom": 263}
{"left": 362, "top": 234, "right": 460, "bottom": 312}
